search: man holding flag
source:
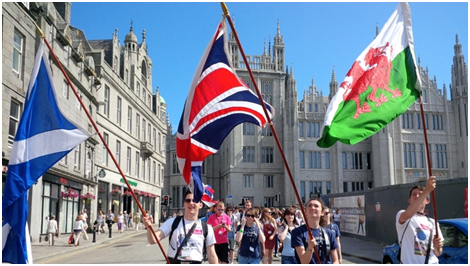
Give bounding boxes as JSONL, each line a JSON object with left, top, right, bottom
{"left": 2, "top": 39, "right": 90, "bottom": 264}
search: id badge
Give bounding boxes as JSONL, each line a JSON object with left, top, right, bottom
{"left": 249, "top": 246, "right": 254, "bottom": 252}
{"left": 268, "top": 231, "right": 272, "bottom": 234}
{"left": 219, "top": 230, "right": 224, "bottom": 235}
{"left": 181, "top": 246, "right": 191, "bottom": 257}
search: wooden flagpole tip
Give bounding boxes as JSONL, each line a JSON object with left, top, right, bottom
{"left": 220, "top": 2, "right": 230, "bottom": 17}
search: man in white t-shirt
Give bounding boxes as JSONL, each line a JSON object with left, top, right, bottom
{"left": 144, "top": 190, "right": 218, "bottom": 264}
{"left": 396, "top": 176, "right": 444, "bottom": 264}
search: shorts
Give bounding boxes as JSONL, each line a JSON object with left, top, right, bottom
{"left": 214, "top": 243, "right": 229, "bottom": 263}
{"left": 228, "top": 237, "right": 236, "bottom": 250}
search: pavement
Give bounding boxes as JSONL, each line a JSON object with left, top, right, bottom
{"left": 31, "top": 224, "right": 386, "bottom": 264}
{"left": 31, "top": 224, "right": 149, "bottom": 263}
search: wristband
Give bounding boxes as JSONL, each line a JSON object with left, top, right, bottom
{"left": 239, "top": 229, "right": 244, "bottom": 233}
{"left": 307, "top": 247, "right": 314, "bottom": 252}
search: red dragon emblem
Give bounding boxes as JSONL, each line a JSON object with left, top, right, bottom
{"left": 340, "top": 42, "right": 402, "bottom": 119}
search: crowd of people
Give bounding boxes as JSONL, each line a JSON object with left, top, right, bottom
{"left": 142, "top": 191, "right": 343, "bottom": 264}
{"left": 44, "top": 176, "right": 443, "bottom": 264}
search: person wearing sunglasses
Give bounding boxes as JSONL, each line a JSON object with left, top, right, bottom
{"left": 207, "top": 201, "right": 232, "bottom": 264}
{"left": 143, "top": 190, "right": 219, "bottom": 264}
{"left": 261, "top": 208, "right": 277, "bottom": 264}
{"left": 321, "top": 207, "right": 342, "bottom": 264}
{"left": 236, "top": 208, "right": 266, "bottom": 264}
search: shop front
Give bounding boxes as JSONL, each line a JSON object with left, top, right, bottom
{"left": 41, "top": 173, "right": 83, "bottom": 234}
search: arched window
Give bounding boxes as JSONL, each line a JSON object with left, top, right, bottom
{"left": 141, "top": 60, "right": 147, "bottom": 78}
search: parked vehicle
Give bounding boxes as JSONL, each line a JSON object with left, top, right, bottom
{"left": 382, "top": 218, "right": 468, "bottom": 264}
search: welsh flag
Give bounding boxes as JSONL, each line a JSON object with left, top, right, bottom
{"left": 317, "top": 3, "right": 421, "bottom": 148}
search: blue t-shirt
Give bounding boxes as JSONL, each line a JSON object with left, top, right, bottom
{"left": 227, "top": 215, "right": 236, "bottom": 239}
{"left": 280, "top": 225, "right": 297, "bottom": 257}
{"left": 291, "top": 225, "right": 338, "bottom": 264}
{"left": 325, "top": 223, "right": 341, "bottom": 238}
{"left": 236, "top": 224, "right": 262, "bottom": 259}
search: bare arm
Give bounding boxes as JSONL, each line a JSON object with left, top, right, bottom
{"left": 277, "top": 224, "right": 288, "bottom": 242}
{"left": 143, "top": 216, "right": 165, "bottom": 245}
{"left": 399, "top": 176, "right": 436, "bottom": 224}
{"left": 206, "top": 244, "right": 219, "bottom": 264}
{"left": 330, "top": 247, "right": 339, "bottom": 264}
{"left": 336, "top": 236, "right": 342, "bottom": 263}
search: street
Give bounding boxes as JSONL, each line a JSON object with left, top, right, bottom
{"left": 34, "top": 232, "right": 373, "bottom": 264}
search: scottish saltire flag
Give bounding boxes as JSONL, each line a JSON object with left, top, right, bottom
{"left": 2, "top": 40, "right": 90, "bottom": 263}
{"left": 317, "top": 3, "right": 421, "bottom": 148}
{"left": 176, "top": 19, "right": 274, "bottom": 203}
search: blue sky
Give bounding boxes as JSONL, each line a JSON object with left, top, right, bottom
{"left": 70, "top": 2, "right": 468, "bottom": 133}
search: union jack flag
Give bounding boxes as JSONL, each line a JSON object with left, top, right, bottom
{"left": 176, "top": 19, "right": 274, "bottom": 204}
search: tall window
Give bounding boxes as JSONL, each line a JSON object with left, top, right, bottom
{"left": 264, "top": 175, "right": 274, "bottom": 188}
{"left": 63, "top": 80, "right": 69, "bottom": 99}
{"left": 152, "top": 161, "right": 156, "bottom": 184}
{"left": 436, "top": 145, "right": 448, "bottom": 168}
{"left": 300, "top": 151, "right": 305, "bottom": 168}
{"left": 126, "top": 147, "right": 131, "bottom": 174}
{"left": 261, "top": 126, "right": 272, "bottom": 136}
{"left": 13, "top": 30, "right": 24, "bottom": 76}
{"left": 136, "top": 82, "right": 140, "bottom": 98}
{"left": 74, "top": 144, "right": 81, "bottom": 170}
{"left": 158, "top": 132, "right": 162, "bottom": 153}
{"left": 325, "top": 152, "right": 330, "bottom": 169}
{"left": 115, "top": 140, "right": 121, "bottom": 166}
{"left": 419, "top": 144, "right": 425, "bottom": 168}
{"left": 308, "top": 152, "right": 313, "bottom": 168}
{"left": 306, "top": 122, "right": 311, "bottom": 137}
{"left": 127, "top": 107, "right": 132, "bottom": 133}
{"left": 154, "top": 129, "right": 157, "bottom": 151}
{"left": 243, "top": 174, "right": 254, "bottom": 188}
{"left": 326, "top": 182, "right": 331, "bottom": 194}
{"left": 8, "top": 100, "right": 21, "bottom": 146}
{"left": 103, "top": 133, "right": 109, "bottom": 166}
{"left": 135, "top": 151, "right": 140, "bottom": 177}
{"left": 136, "top": 113, "right": 140, "bottom": 139}
{"left": 300, "top": 181, "right": 305, "bottom": 200}
{"left": 403, "top": 144, "right": 416, "bottom": 168}
{"left": 63, "top": 45, "right": 69, "bottom": 67}
{"left": 242, "top": 147, "right": 255, "bottom": 162}
{"left": 147, "top": 159, "right": 151, "bottom": 181}
{"left": 243, "top": 123, "right": 254, "bottom": 135}
{"left": 104, "top": 86, "right": 110, "bottom": 118}
{"left": 147, "top": 124, "right": 151, "bottom": 143}
{"left": 366, "top": 153, "right": 372, "bottom": 170}
{"left": 141, "top": 157, "right": 146, "bottom": 180}
{"left": 142, "top": 119, "right": 146, "bottom": 141}
{"left": 261, "top": 147, "right": 273, "bottom": 163}
{"left": 116, "top": 96, "right": 122, "bottom": 126}
{"left": 342, "top": 152, "right": 347, "bottom": 169}
{"left": 172, "top": 153, "right": 180, "bottom": 174}
{"left": 299, "top": 122, "right": 303, "bottom": 137}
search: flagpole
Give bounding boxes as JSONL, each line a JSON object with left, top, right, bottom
{"left": 418, "top": 95, "right": 439, "bottom": 237}
{"left": 34, "top": 23, "right": 171, "bottom": 264}
{"left": 221, "top": 2, "right": 322, "bottom": 263}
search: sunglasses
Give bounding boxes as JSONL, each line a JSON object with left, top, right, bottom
{"left": 246, "top": 214, "right": 255, "bottom": 218}
{"left": 184, "top": 198, "right": 197, "bottom": 204}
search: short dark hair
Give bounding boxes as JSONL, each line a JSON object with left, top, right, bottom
{"left": 409, "top": 185, "right": 430, "bottom": 199}
{"left": 183, "top": 189, "right": 193, "bottom": 200}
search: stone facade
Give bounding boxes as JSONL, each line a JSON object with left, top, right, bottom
{"left": 2, "top": 2, "right": 167, "bottom": 242}
{"left": 165, "top": 21, "right": 468, "bottom": 209}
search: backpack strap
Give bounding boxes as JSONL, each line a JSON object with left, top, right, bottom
{"left": 201, "top": 220, "right": 208, "bottom": 260}
{"left": 320, "top": 227, "right": 330, "bottom": 258}
{"left": 168, "top": 215, "right": 183, "bottom": 246}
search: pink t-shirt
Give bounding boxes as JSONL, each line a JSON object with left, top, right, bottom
{"left": 207, "top": 213, "right": 232, "bottom": 244}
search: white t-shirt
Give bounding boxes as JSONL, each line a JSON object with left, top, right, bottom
{"left": 395, "top": 210, "right": 443, "bottom": 264}
{"left": 158, "top": 217, "right": 216, "bottom": 262}
{"left": 333, "top": 212, "right": 341, "bottom": 222}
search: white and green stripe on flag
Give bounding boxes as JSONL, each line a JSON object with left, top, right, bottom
{"left": 317, "top": 2, "right": 422, "bottom": 148}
